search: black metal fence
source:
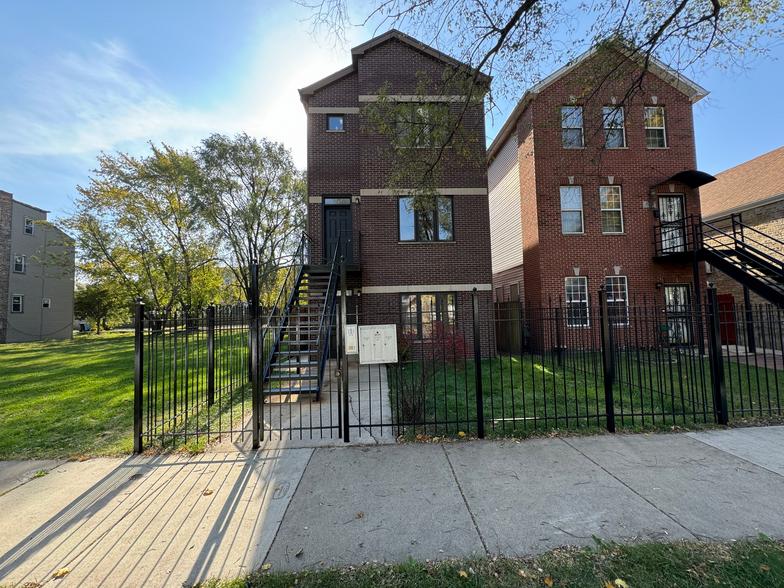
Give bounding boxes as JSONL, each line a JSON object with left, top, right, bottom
{"left": 134, "top": 274, "right": 784, "bottom": 451}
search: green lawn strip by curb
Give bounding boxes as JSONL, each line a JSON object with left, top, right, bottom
{"left": 194, "top": 539, "right": 784, "bottom": 588}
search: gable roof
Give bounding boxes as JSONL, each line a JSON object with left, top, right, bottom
{"left": 299, "top": 29, "right": 489, "bottom": 107}
{"left": 487, "top": 46, "right": 709, "bottom": 161}
{"left": 700, "top": 146, "right": 784, "bottom": 219}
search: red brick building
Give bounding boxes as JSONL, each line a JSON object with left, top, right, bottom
{"left": 298, "top": 30, "right": 493, "bottom": 351}
{"left": 487, "top": 47, "right": 713, "bottom": 323}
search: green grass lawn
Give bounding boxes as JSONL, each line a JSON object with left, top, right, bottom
{"left": 194, "top": 539, "right": 784, "bottom": 588}
{"left": 0, "top": 332, "right": 136, "bottom": 459}
{"left": 389, "top": 350, "right": 784, "bottom": 438}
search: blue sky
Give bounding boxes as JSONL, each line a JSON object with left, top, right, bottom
{"left": 1, "top": 1, "right": 782, "bottom": 217}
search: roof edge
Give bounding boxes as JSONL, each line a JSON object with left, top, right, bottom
{"left": 703, "top": 191, "right": 784, "bottom": 221}
{"left": 13, "top": 199, "right": 50, "bottom": 215}
{"left": 298, "top": 64, "right": 356, "bottom": 108}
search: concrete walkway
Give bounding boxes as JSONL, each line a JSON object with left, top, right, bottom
{"left": 1, "top": 426, "right": 783, "bottom": 587}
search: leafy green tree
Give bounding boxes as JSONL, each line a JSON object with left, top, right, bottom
{"left": 62, "top": 144, "right": 224, "bottom": 310}
{"left": 194, "top": 133, "right": 307, "bottom": 301}
{"left": 73, "top": 283, "right": 126, "bottom": 334}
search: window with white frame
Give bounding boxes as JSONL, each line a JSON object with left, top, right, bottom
{"left": 13, "top": 254, "right": 25, "bottom": 273}
{"left": 11, "top": 295, "right": 23, "bottom": 313}
{"left": 560, "top": 186, "right": 583, "bottom": 233}
{"left": 600, "top": 186, "right": 623, "bottom": 233}
{"left": 561, "top": 106, "right": 583, "bottom": 148}
{"left": 603, "top": 107, "right": 626, "bottom": 148}
{"left": 42, "top": 298, "right": 51, "bottom": 308}
{"left": 605, "top": 276, "right": 629, "bottom": 325}
{"left": 24, "top": 217, "right": 34, "bottom": 235}
{"left": 565, "top": 277, "right": 589, "bottom": 327}
{"left": 644, "top": 107, "right": 667, "bottom": 148}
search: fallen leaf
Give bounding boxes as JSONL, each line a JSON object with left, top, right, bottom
{"left": 606, "top": 582, "right": 615, "bottom": 588}
{"left": 356, "top": 511, "right": 364, "bottom": 519}
{"left": 519, "top": 570, "right": 527, "bottom": 577}
{"left": 296, "top": 548, "right": 303, "bottom": 557}
{"left": 761, "top": 564, "right": 770, "bottom": 572}
{"left": 52, "top": 568, "right": 70, "bottom": 579}
{"left": 544, "top": 575, "right": 554, "bottom": 586}
{"left": 275, "top": 486, "right": 281, "bottom": 490}
{"left": 262, "top": 564, "right": 271, "bottom": 571}
{"left": 458, "top": 431, "right": 466, "bottom": 438}
{"left": 458, "top": 571, "right": 468, "bottom": 578}
{"left": 203, "top": 489, "right": 214, "bottom": 496}
{"left": 615, "top": 580, "right": 629, "bottom": 588}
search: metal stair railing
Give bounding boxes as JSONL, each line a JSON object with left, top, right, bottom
{"left": 259, "top": 232, "right": 309, "bottom": 384}
{"left": 314, "top": 237, "right": 342, "bottom": 400}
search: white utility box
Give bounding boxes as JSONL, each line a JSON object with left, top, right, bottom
{"left": 345, "top": 324, "right": 358, "bottom": 355}
{"left": 358, "top": 324, "right": 398, "bottom": 364}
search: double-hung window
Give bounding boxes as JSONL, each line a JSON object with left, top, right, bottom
{"left": 644, "top": 107, "right": 667, "bottom": 148}
{"left": 395, "top": 103, "right": 449, "bottom": 148}
{"left": 603, "top": 107, "right": 626, "bottom": 148}
{"left": 401, "top": 293, "right": 456, "bottom": 339}
{"left": 399, "top": 196, "right": 454, "bottom": 241}
{"left": 600, "top": 186, "right": 623, "bottom": 233}
{"left": 561, "top": 106, "right": 583, "bottom": 148}
{"left": 565, "top": 277, "right": 589, "bottom": 327}
{"left": 560, "top": 186, "right": 583, "bottom": 234}
{"left": 24, "top": 217, "right": 34, "bottom": 235}
{"left": 13, "top": 254, "right": 25, "bottom": 273}
{"left": 605, "top": 276, "right": 629, "bottom": 325}
{"left": 11, "top": 295, "right": 23, "bottom": 313}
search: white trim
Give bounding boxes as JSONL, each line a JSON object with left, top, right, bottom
{"left": 309, "top": 107, "right": 360, "bottom": 114}
{"left": 362, "top": 284, "right": 492, "bottom": 294}
{"left": 360, "top": 187, "right": 487, "bottom": 196}
{"left": 359, "top": 95, "right": 468, "bottom": 103}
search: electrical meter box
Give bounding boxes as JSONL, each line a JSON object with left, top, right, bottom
{"left": 345, "top": 324, "right": 358, "bottom": 355}
{"left": 358, "top": 325, "right": 398, "bottom": 364}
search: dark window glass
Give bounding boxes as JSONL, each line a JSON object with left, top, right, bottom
{"left": 400, "top": 293, "right": 456, "bottom": 339}
{"left": 399, "top": 196, "right": 454, "bottom": 241}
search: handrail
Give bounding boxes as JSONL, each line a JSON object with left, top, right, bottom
{"left": 315, "top": 235, "right": 342, "bottom": 395}
{"left": 701, "top": 219, "right": 784, "bottom": 276}
{"left": 258, "top": 233, "right": 308, "bottom": 383}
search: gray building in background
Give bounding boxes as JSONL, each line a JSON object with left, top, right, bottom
{"left": 0, "top": 190, "right": 75, "bottom": 344}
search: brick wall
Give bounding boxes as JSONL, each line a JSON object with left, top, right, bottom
{"left": 497, "top": 51, "right": 707, "bottom": 309}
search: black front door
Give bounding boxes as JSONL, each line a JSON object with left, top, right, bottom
{"left": 324, "top": 205, "right": 353, "bottom": 264}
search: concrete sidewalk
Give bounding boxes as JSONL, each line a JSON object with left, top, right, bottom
{"left": 1, "top": 427, "right": 783, "bottom": 587}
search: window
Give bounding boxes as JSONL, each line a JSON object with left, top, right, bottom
{"left": 600, "top": 186, "right": 623, "bottom": 233}
{"left": 399, "top": 196, "right": 454, "bottom": 241}
{"left": 401, "top": 293, "right": 456, "bottom": 339}
{"left": 13, "top": 254, "right": 25, "bottom": 273}
{"left": 42, "top": 298, "right": 51, "bottom": 308}
{"left": 565, "top": 277, "right": 589, "bottom": 327}
{"left": 560, "top": 186, "right": 583, "bottom": 233}
{"left": 327, "top": 115, "right": 344, "bottom": 131}
{"left": 11, "top": 295, "right": 23, "bottom": 313}
{"left": 605, "top": 276, "right": 629, "bottom": 325}
{"left": 644, "top": 107, "right": 666, "bottom": 148}
{"left": 561, "top": 106, "right": 583, "bottom": 148}
{"left": 24, "top": 217, "right": 34, "bottom": 235}
{"left": 603, "top": 107, "right": 626, "bottom": 148}
{"left": 395, "top": 103, "right": 448, "bottom": 148}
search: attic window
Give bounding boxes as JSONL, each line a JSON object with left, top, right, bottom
{"left": 327, "top": 115, "right": 344, "bottom": 131}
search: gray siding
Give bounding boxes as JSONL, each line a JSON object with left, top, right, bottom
{"left": 488, "top": 133, "right": 523, "bottom": 274}
{"left": 6, "top": 201, "right": 74, "bottom": 343}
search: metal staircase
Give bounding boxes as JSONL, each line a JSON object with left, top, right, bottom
{"left": 259, "top": 234, "right": 340, "bottom": 403}
{"left": 654, "top": 214, "right": 784, "bottom": 307}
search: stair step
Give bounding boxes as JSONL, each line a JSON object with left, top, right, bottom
{"left": 264, "top": 385, "right": 320, "bottom": 395}
{"left": 275, "top": 349, "right": 317, "bottom": 356}
{"left": 272, "top": 361, "right": 318, "bottom": 369}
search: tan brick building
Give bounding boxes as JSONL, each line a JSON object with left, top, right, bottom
{"left": 1, "top": 190, "right": 75, "bottom": 343}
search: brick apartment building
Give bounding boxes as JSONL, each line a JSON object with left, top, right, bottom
{"left": 487, "top": 46, "right": 714, "bottom": 324}
{"left": 0, "top": 190, "right": 75, "bottom": 343}
{"left": 700, "top": 146, "right": 784, "bottom": 308}
{"left": 298, "top": 30, "right": 493, "bottom": 349}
